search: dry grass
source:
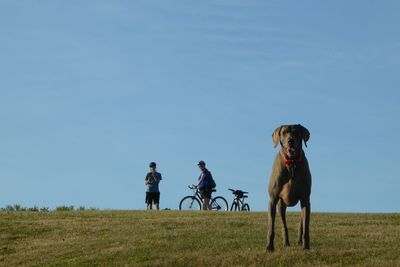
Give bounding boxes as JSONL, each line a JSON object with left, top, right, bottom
{"left": 1, "top": 211, "right": 399, "bottom": 266}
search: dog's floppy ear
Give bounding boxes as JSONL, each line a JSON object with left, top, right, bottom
{"left": 272, "top": 126, "right": 282, "bottom": 148}
{"left": 299, "top": 124, "right": 310, "bottom": 147}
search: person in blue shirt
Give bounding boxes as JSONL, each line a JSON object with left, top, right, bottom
{"left": 195, "top": 160, "right": 212, "bottom": 210}
{"left": 145, "top": 162, "right": 162, "bottom": 210}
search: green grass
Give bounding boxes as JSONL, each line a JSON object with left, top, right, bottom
{"left": 1, "top": 211, "right": 399, "bottom": 266}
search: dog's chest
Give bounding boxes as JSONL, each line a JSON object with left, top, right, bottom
{"left": 279, "top": 172, "right": 304, "bottom": 206}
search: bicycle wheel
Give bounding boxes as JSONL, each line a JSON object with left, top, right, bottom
{"left": 241, "top": 203, "right": 250, "bottom": 211}
{"left": 230, "top": 201, "right": 239, "bottom": 211}
{"left": 210, "top": 196, "right": 228, "bottom": 211}
{"left": 179, "top": 196, "right": 201, "bottom": 210}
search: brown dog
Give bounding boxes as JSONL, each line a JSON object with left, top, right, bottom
{"left": 266, "top": 124, "right": 311, "bottom": 252}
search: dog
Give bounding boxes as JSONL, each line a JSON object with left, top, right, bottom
{"left": 266, "top": 124, "right": 311, "bottom": 252}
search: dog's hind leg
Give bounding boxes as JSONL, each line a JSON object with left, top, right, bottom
{"left": 278, "top": 199, "right": 290, "bottom": 247}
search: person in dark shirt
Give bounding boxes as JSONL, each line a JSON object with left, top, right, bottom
{"left": 145, "top": 162, "right": 162, "bottom": 210}
{"left": 195, "top": 160, "right": 212, "bottom": 210}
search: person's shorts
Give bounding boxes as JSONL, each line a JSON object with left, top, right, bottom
{"left": 145, "top": 192, "right": 160, "bottom": 204}
{"left": 199, "top": 188, "right": 212, "bottom": 199}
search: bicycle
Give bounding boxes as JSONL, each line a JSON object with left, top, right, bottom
{"left": 229, "top": 188, "right": 250, "bottom": 211}
{"left": 179, "top": 185, "right": 228, "bottom": 211}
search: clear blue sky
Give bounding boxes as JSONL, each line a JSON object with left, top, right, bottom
{"left": 1, "top": 1, "right": 399, "bottom": 212}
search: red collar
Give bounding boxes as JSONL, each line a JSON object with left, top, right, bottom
{"left": 280, "top": 148, "right": 303, "bottom": 166}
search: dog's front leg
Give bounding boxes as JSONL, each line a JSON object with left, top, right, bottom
{"left": 266, "top": 198, "right": 278, "bottom": 252}
{"left": 278, "top": 199, "right": 290, "bottom": 247}
{"left": 300, "top": 199, "right": 311, "bottom": 249}
{"left": 298, "top": 216, "right": 303, "bottom": 246}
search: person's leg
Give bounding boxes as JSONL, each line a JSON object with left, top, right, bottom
{"left": 149, "top": 192, "right": 156, "bottom": 210}
{"left": 203, "top": 198, "right": 210, "bottom": 210}
{"left": 155, "top": 192, "right": 160, "bottom": 210}
{"left": 146, "top": 192, "right": 151, "bottom": 210}
{"left": 149, "top": 192, "right": 157, "bottom": 210}
{"left": 207, "top": 190, "right": 213, "bottom": 210}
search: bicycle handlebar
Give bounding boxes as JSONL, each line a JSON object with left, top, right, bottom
{"left": 188, "top": 185, "right": 197, "bottom": 190}
{"left": 229, "top": 188, "right": 249, "bottom": 195}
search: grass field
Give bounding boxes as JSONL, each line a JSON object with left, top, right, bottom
{"left": 1, "top": 210, "right": 399, "bottom": 266}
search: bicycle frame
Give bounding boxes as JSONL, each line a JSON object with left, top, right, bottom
{"left": 190, "top": 186, "right": 203, "bottom": 203}
{"left": 179, "top": 185, "right": 229, "bottom": 211}
{"left": 232, "top": 196, "right": 247, "bottom": 209}
{"left": 181, "top": 185, "right": 208, "bottom": 210}
{"left": 229, "top": 188, "right": 249, "bottom": 211}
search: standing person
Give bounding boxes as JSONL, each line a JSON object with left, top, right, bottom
{"left": 145, "top": 162, "right": 162, "bottom": 210}
{"left": 195, "top": 160, "right": 212, "bottom": 210}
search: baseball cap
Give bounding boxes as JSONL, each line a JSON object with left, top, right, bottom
{"left": 149, "top": 162, "right": 156, "bottom": 168}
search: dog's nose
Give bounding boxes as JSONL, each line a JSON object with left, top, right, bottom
{"left": 288, "top": 138, "right": 295, "bottom": 146}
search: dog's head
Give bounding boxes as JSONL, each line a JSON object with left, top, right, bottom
{"left": 272, "top": 124, "right": 310, "bottom": 159}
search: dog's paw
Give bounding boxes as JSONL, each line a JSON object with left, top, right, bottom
{"left": 266, "top": 245, "right": 275, "bottom": 252}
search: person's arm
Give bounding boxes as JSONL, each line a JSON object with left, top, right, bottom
{"left": 152, "top": 173, "right": 159, "bottom": 184}
{"left": 195, "top": 173, "right": 206, "bottom": 188}
{"left": 145, "top": 174, "right": 151, "bottom": 185}
{"left": 154, "top": 173, "right": 161, "bottom": 184}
